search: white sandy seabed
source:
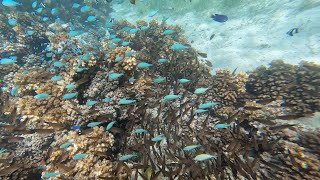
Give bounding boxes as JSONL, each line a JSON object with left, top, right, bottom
{"left": 110, "top": 0, "right": 320, "bottom": 73}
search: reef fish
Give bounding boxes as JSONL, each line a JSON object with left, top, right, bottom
{"left": 10, "top": 86, "right": 19, "bottom": 96}
{"left": 135, "top": 128, "right": 148, "bottom": 133}
{"left": 137, "top": 62, "right": 153, "bottom": 68}
{"left": 125, "top": 51, "right": 134, "bottom": 57}
{"left": 34, "top": 93, "right": 50, "bottom": 100}
{"left": 157, "top": 58, "right": 168, "bottom": 63}
{"left": 87, "top": 16, "right": 97, "bottom": 22}
{"left": 119, "top": 154, "right": 137, "bottom": 161}
{"left": 86, "top": 100, "right": 98, "bottom": 106}
{"left": 163, "top": 29, "right": 175, "bottom": 35}
{"left": 148, "top": 10, "right": 158, "bottom": 17}
{"left": 2, "top": 0, "right": 21, "bottom": 7}
{"left": 106, "top": 121, "right": 116, "bottom": 131}
{"left": 8, "top": 18, "right": 17, "bottom": 26}
{"left": 80, "top": 6, "right": 91, "bottom": 13}
{"left": 195, "top": 109, "right": 208, "bottom": 113}
{"left": 87, "top": 121, "right": 103, "bottom": 128}
{"left": 194, "top": 154, "right": 218, "bottom": 161}
{"left": 71, "top": 125, "right": 81, "bottom": 130}
{"left": 183, "top": 145, "right": 201, "bottom": 151}
{"left": 53, "top": 61, "right": 65, "bottom": 67}
{"left": 51, "top": 75, "right": 63, "bottom": 81}
{"left": 0, "top": 58, "right": 17, "bottom": 64}
{"left": 211, "top": 14, "right": 228, "bottom": 22}
{"left": 287, "top": 28, "right": 299, "bottom": 36}
{"left": 163, "top": 94, "right": 181, "bottom": 101}
{"left": 65, "top": 84, "right": 77, "bottom": 89}
{"left": 151, "top": 134, "right": 165, "bottom": 142}
{"left": 43, "top": 172, "right": 60, "bottom": 178}
{"left": 115, "top": 56, "right": 123, "bottom": 62}
{"left": 59, "top": 142, "right": 73, "bottom": 149}
{"left": 72, "top": 153, "right": 89, "bottom": 160}
{"left": 72, "top": 3, "right": 80, "bottom": 8}
{"left": 118, "top": 98, "right": 136, "bottom": 105}
{"left": 109, "top": 72, "right": 123, "bottom": 80}
{"left": 198, "top": 102, "right": 219, "bottom": 109}
{"left": 171, "top": 43, "right": 189, "bottom": 50}
{"left": 103, "top": 97, "right": 112, "bottom": 103}
{"left": 153, "top": 77, "right": 166, "bottom": 83}
{"left": 215, "top": 123, "right": 232, "bottom": 129}
{"left": 178, "top": 78, "right": 190, "bottom": 83}
{"left": 62, "top": 92, "right": 78, "bottom": 100}
{"left": 194, "top": 87, "right": 209, "bottom": 94}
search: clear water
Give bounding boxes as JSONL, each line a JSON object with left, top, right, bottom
{"left": 0, "top": 0, "right": 319, "bottom": 179}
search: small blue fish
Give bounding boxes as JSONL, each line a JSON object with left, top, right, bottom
{"left": 0, "top": 58, "right": 16, "bottom": 65}
{"left": 195, "top": 109, "right": 208, "bottom": 113}
{"left": 51, "top": 75, "right": 63, "bottom": 81}
{"left": 60, "top": 142, "right": 73, "bottom": 149}
{"left": 71, "top": 125, "right": 81, "bottom": 130}
{"left": 72, "top": 3, "right": 80, "bottom": 8}
{"left": 178, "top": 78, "right": 190, "bottom": 83}
{"left": 87, "top": 16, "right": 96, "bottom": 22}
{"left": 103, "top": 97, "right": 112, "bottom": 103}
{"left": 106, "top": 22, "right": 114, "bottom": 28}
{"left": 51, "top": 8, "right": 58, "bottom": 15}
{"left": 140, "top": 26, "right": 149, "bottom": 30}
{"left": 135, "top": 129, "right": 148, "bottom": 133}
{"left": 2, "top": 0, "right": 21, "bottom": 7}
{"left": 163, "top": 29, "right": 175, "bottom": 35}
{"left": 76, "top": 68, "right": 89, "bottom": 72}
{"left": 118, "top": 98, "right": 136, "bottom": 105}
{"left": 46, "top": 52, "right": 53, "bottom": 57}
{"left": 129, "top": 28, "right": 139, "bottom": 34}
{"left": 199, "top": 102, "right": 219, "bottom": 109}
{"left": 119, "top": 154, "right": 137, "bottom": 161}
{"left": 65, "top": 84, "right": 77, "bottom": 89}
{"left": 108, "top": 44, "right": 116, "bottom": 49}
{"left": 215, "top": 123, "right": 233, "bottom": 129}
{"left": 151, "top": 134, "right": 165, "bottom": 142}
{"left": 153, "top": 77, "right": 165, "bottom": 83}
{"left": 53, "top": 61, "right": 64, "bottom": 67}
{"left": 148, "top": 10, "right": 158, "bottom": 17}
{"left": 122, "top": 41, "right": 130, "bottom": 46}
{"left": 115, "top": 56, "right": 123, "bottom": 62}
{"left": 80, "top": 6, "right": 91, "bottom": 13}
{"left": 69, "top": 30, "right": 82, "bottom": 37}
{"left": 137, "top": 62, "right": 153, "bottom": 68}
{"left": 80, "top": 54, "right": 90, "bottom": 61}
{"left": 211, "top": 14, "right": 228, "bottom": 23}
{"left": 62, "top": 92, "right": 78, "bottom": 100}
{"left": 35, "top": 7, "right": 43, "bottom": 13}
{"left": 124, "top": 51, "right": 134, "bottom": 57}
{"left": 110, "top": 34, "right": 117, "bottom": 38}
{"left": 10, "top": 86, "right": 19, "bottom": 96}
{"left": 87, "top": 122, "right": 103, "bottom": 128}
{"left": 163, "top": 94, "right": 181, "bottom": 101}
{"left": 194, "top": 154, "right": 218, "bottom": 161}
{"left": 171, "top": 43, "right": 189, "bottom": 50}
{"left": 109, "top": 72, "right": 123, "bottom": 80}
{"left": 194, "top": 87, "right": 209, "bottom": 94}
{"left": 43, "top": 172, "right": 60, "bottom": 178}
{"left": 129, "top": 77, "right": 136, "bottom": 83}
{"left": 34, "top": 93, "right": 50, "bottom": 100}
{"left": 42, "top": 17, "right": 49, "bottom": 22}
{"left": 8, "top": 18, "right": 17, "bottom": 26}
{"left": 157, "top": 58, "right": 168, "bottom": 63}
{"left": 31, "top": 1, "right": 37, "bottom": 8}
{"left": 86, "top": 100, "right": 98, "bottom": 106}
{"left": 106, "top": 121, "right": 116, "bottom": 131}
{"left": 183, "top": 145, "right": 201, "bottom": 151}
{"left": 26, "top": 30, "right": 35, "bottom": 36}
{"left": 110, "top": 38, "right": 122, "bottom": 43}
{"left": 72, "top": 153, "right": 89, "bottom": 160}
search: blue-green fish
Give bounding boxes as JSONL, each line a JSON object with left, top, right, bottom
{"left": 130, "top": 28, "right": 139, "bottom": 34}
{"left": 137, "top": 62, "right": 153, "bottom": 68}
{"left": 148, "top": 10, "right": 158, "bottom": 17}
{"left": 69, "top": 30, "right": 82, "bottom": 37}
{"left": 72, "top": 3, "right": 80, "bottom": 8}
{"left": 53, "top": 61, "right": 64, "bottom": 67}
{"left": 109, "top": 72, "right": 123, "bottom": 80}
{"left": 2, "top": 0, "right": 21, "bottom": 7}
{"left": 35, "top": 7, "right": 43, "bottom": 13}
{"left": 87, "top": 16, "right": 96, "bottom": 22}
{"left": 80, "top": 54, "right": 90, "bottom": 61}
{"left": 76, "top": 68, "right": 89, "bottom": 72}
{"left": 125, "top": 51, "right": 134, "bottom": 57}
{"left": 80, "top": 6, "right": 91, "bottom": 13}
{"left": 110, "top": 38, "right": 122, "bottom": 43}
{"left": 59, "top": 142, "right": 73, "bottom": 149}
{"left": 43, "top": 172, "right": 60, "bottom": 178}
{"left": 194, "top": 154, "right": 218, "bottom": 161}
{"left": 62, "top": 92, "right": 78, "bottom": 100}
{"left": 34, "top": 93, "right": 50, "bottom": 100}
{"left": 199, "top": 102, "right": 219, "bottom": 109}
{"left": 72, "top": 153, "right": 89, "bottom": 160}
{"left": 151, "top": 134, "right": 165, "bottom": 142}
{"left": 86, "top": 100, "right": 98, "bottom": 106}
{"left": 163, "top": 29, "right": 175, "bottom": 35}
{"left": 51, "top": 8, "right": 58, "bottom": 15}
{"left": 171, "top": 43, "right": 189, "bottom": 50}
{"left": 214, "top": 123, "right": 232, "bottom": 129}
{"left": 0, "top": 149, "right": 7, "bottom": 154}
{"left": 106, "top": 121, "right": 116, "bottom": 131}
{"left": 157, "top": 58, "right": 168, "bottom": 63}
{"left": 8, "top": 18, "right": 17, "bottom": 26}
{"left": 178, "top": 78, "right": 190, "bottom": 83}
{"left": 46, "top": 52, "right": 53, "bottom": 57}
{"left": 103, "top": 97, "right": 112, "bottom": 103}
{"left": 31, "top": 1, "right": 37, "bottom": 8}
{"left": 153, "top": 77, "right": 165, "bottom": 83}
{"left": 122, "top": 41, "right": 130, "bottom": 46}
{"left": 108, "top": 44, "right": 116, "bottom": 49}
{"left": 118, "top": 98, "right": 136, "bottom": 105}
{"left": 195, "top": 109, "right": 208, "bottom": 113}
{"left": 129, "top": 77, "right": 136, "bottom": 83}
{"left": 65, "top": 84, "right": 77, "bottom": 89}
{"left": 163, "top": 94, "right": 181, "bottom": 101}
{"left": 87, "top": 121, "right": 103, "bottom": 128}
{"left": 115, "top": 56, "right": 123, "bottom": 62}
{"left": 51, "top": 75, "right": 63, "bottom": 81}
{"left": 194, "top": 87, "right": 209, "bottom": 94}
{"left": 183, "top": 145, "right": 201, "bottom": 151}
{"left": 135, "top": 128, "right": 148, "bottom": 133}
{"left": 140, "top": 26, "right": 149, "bottom": 30}
{"left": 119, "top": 154, "right": 137, "bottom": 161}
{"left": 10, "top": 86, "right": 19, "bottom": 96}
{"left": 0, "top": 58, "right": 17, "bottom": 65}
